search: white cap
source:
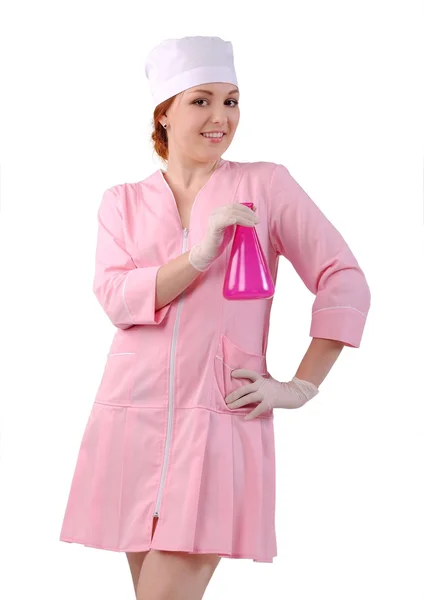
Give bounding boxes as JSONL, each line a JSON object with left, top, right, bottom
{"left": 145, "top": 36, "right": 238, "bottom": 107}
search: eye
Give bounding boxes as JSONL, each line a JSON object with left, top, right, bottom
{"left": 193, "top": 99, "right": 239, "bottom": 107}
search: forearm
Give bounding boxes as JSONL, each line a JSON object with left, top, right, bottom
{"left": 155, "top": 250, "right": 203, "bottom": 311}
{"left": 294, "top": 337, "right": 345, "bottom": 388}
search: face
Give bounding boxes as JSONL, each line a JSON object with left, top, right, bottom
{"left": 162, "top": 82, "right": 240, "bottom": 163}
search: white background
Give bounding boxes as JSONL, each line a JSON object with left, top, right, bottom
{"left": 0, "top": 1, "right": 423, "bottom": 599}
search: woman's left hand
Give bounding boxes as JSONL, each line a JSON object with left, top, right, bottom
{"left": 225, "top": 369, "right": 320, "bottom": 420}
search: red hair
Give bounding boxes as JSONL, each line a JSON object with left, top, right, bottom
{"left": 150, "top": 95, "right": 177, "bottom": 162}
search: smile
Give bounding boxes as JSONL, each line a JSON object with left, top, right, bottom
{"left": 201, "top": 133, "right": 225, "bottom": 143}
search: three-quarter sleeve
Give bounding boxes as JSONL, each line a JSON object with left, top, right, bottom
{"left": 92, "top": 187, "right": 171, "bottom": 329}
{"left": 267, "top": 163, "right": 371, "bottom": 348}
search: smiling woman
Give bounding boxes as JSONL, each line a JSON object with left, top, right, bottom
{"left": 59, "top": 34, "right": 371, "bottom": 600}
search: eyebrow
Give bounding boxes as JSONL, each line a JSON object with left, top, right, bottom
{"left": 188, "top": 88, "right": 239, "bottom": 96}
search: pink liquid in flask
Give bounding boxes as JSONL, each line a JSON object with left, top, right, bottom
{"left": 223, "top": 202, "right": 275, "bottom": 300}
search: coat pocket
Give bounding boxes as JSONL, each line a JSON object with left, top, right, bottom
{"left": 95, "top": 352, "right": 137, "bottom": 405}
{"left": 213, "top": 333, "right": 271, "bottom": 417}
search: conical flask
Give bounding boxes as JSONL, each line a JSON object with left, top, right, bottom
{"left": 223, "top": 202, "right": 275, "bottom": 300}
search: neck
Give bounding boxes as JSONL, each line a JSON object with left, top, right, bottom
{"left": 161, "top": 157, "right": 222, "bottom": 190}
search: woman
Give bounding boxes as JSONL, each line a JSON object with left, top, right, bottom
{"left": 59, "top": 36, "right": 371, "bottom": 599}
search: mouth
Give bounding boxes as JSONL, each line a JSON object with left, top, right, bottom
{"left": 201, "top": 132, "right": 226, "bottom": 143}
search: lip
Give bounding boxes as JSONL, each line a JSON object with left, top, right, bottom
{"left": 201, "top": 133, "right": 225, "bottom": 143}
{"left": 201, "top": 131, "right": 226, "bottom": 134}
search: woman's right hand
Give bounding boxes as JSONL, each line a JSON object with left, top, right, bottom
{"left": 189, "top": 203, "right": 259, "bottom": 272}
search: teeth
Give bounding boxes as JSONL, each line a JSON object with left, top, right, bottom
{"left": 202, "top": 133, "right": 224, "bottom": 138}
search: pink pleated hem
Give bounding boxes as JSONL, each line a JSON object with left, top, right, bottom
{"left": 59, "top": 536, "right": 275, "bottom": 563}
{"left": 59, "top": 403, "right": 277, "bottom": 563}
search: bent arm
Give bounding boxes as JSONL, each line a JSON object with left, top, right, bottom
{"left": 93, "top": 187, "right": 203, "bottom": 328}
{"left": 267, "top": 163, "right": 371, "bottom": 348}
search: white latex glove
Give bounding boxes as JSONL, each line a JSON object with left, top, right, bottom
{"left": 189, "top": 203, "right": 259, "bottom": 272}
{"left": 225, "top": 369, "right": 320, "bottom": 420}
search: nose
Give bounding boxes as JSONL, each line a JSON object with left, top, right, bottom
{"left": 211, "top": 108, "right": 230, "bottom": 123}
{"left": 210, "top": 116, "right": 229, "bottom": 130}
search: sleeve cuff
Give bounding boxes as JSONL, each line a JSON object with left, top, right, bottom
{"left": 310, "top": 306, "right": 368, "bottom": 348}
{"left": 123, "top": 265, "right": 171, "bottom": 325}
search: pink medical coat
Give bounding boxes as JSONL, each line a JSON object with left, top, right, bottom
{"left": 59, "top": 158, "right": 371, "bottom": 563}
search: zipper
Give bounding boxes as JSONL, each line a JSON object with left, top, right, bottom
{"left": 153, "top": 161, "right": 224, "bottom": 519}
{"left": 153, "top": 227, "right": 189, "bottom": 518}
